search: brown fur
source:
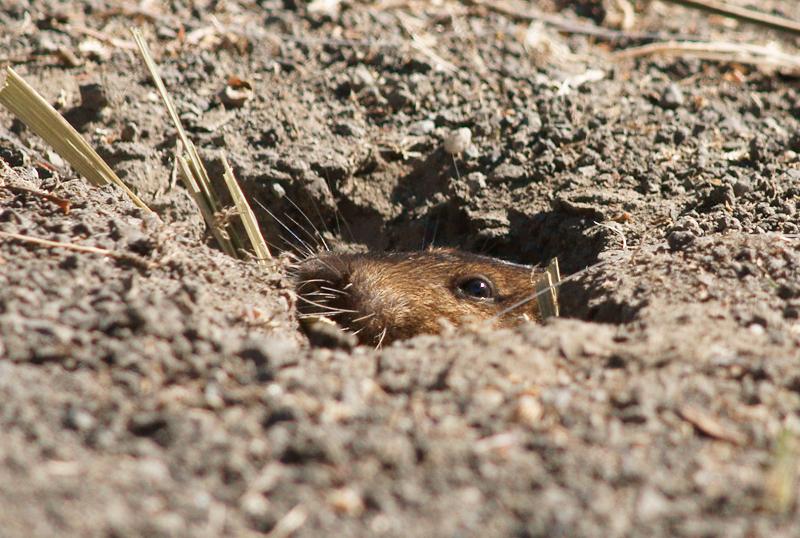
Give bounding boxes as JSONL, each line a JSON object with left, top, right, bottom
{"left": 294, "top": 248, "right": 545, "bottom": 346}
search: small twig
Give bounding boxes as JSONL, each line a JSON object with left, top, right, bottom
{"left": 66, "top": 24, "right": 138, "bottom": 50}
{"left": 395, "top": 11, "right": 458, "bottom": 73}
{"left": 465, "top": 0, "right": 704, "bottom": 43}
{"left": 662, "top": 0, "right": 800, "bottom": 36}
{"left": 612, "top": 40, "right": 800, "bottom": 73}
{"left": 0, "top": 67, "right": 152, "bottom": 212}
{"left": 283, "top": 35, "right": 400, "bottom": 50}
{"left": 0, "top": 230, "right": 153, "bottom": 269}
{"left": 678, "top": 405, "right": 746, "bottom": 445}
{"left": 95, "top": 5, "right": 169, "bottom": 23}
{"left": 594, "top": 221, "right": 628, "bottom": 251}
{"left": 1, "top": 185, "right": 71, "bottom": 214}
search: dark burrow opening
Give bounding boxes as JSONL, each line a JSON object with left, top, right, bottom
{"left": 250, "top": 171, "right": 633, "bottom": 329}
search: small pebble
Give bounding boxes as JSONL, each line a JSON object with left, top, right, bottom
{"left": 466, "top": 172, "right": 487, "bottom": 191}
{"left": 515, "top": 395, "right": 544, "bottom": 426}
{"left": 64, "top": 406, "right": 96, "bottom": 432}
{"left": 409, "top": 120, "right": 435, "bottom": 135}
{"left": 444, "top": 127, "right": 472, "bottom": 155}
{"left": 660, "top": 83, "right": 684, "bottom": 110}
{"left": 328, "top": 487, "right": 364, "bottom": 516}
{"left": 352, "top": 65, "right": 375, "bottom": 88}
{"left": 79, "top": 83, "right": 108, "bottom": 112}
{"left": 241, "top": 492, "right": 271, "bottom": 522}
{"left": 272, "top": 183, "right": 286, "bottom": 198}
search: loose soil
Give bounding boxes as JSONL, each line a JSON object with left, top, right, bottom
{"left": 1, "top": 0, "right": 800, "bottom": 536}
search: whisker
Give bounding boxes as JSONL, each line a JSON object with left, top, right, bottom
{"left": 375, "top": 327, "right": 388, "bottom": 349}
{"left": 260, "top": 235, "right": 287, "bottom": 258}
{"left": 296, "top": 297, "right": 342, "bottom": 310}
{"left": 278, "top": 234, "right": 314, "bottom": 260}
{"left": 332, "top": 205, "right": 344, "bottom": 243}
{"left": 317, "top": 170, "right": 346, "bottom": 242}
{"left": 451, "top": 154, "right": 462, "bottom": 183}
{"left": 322, "top": 175, "right": 356, "bottom": 244}
{"left": 304, "top": 292, "right": 337, "bottom": 299}
{"left": 275, "top": 234, "right": 345, "bottom": 279}
{"left": 295, "top": 252, "right": 345, "bottom": 279}
{"left": 333, "top": 199, "right": 356, "bottom": 244}
{"left": 298, "top": 309, "right": 347, "bottom": 318}
{"left": 296, "top": 295, "right": 360, "bottom": 314}
{"left": 297, "top": 304, "right": 348, "bottom": 314}
{"left": 277, "top": 227, "right": 316, "bottom": 259}
{"left": 295, "top": 279, "right": 334, "bottom": 291}
{"left": 492, "top": 251, "right": 633, "bottom": 320}
{"left": 282, "top": 211, "right": 326, "bottom": 253}
{"left": 319, "top": 286, "right": 350, "bottom": 296}
{"left": 350, "top": 312, "right": 375, "bottom": 324}
{"left": 284, "top": 195, "right": 331, "bottom": 252}
{"left": 302, "top": 179, "right": 355, "bottom": 245}
{"left": 303, "top": 289, "right": 336, "bottom": 296}
{"left": 255, "top": 199, "right": 317, "bottom": 258}
{"left": 274, "top": 228, "right": 315, "bottom": 260}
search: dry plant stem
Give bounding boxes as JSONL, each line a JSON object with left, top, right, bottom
{"left": 66, "top": 24, "right": 138, "bottom": 50}
{"left": 612, "top": 40, "right": 800, "bottom": 72}
{"left": 535, "top": 271, "right": 557, "bottom": 319}
{"left": 221, "top": 156, "right": 271, "bottom": 262}
{"left": 465, "top": 0, "right": 703, "bottom": 42}
{"left": 492, "top": 250, "right": 634, "bottom": 323}
{"left": 677, "top": 405, "right": 746, "bottom": 445}
{"left": 663, "top": 0, "right": 800, "bottom": 36}
{"left": 534, "top": 258, "right": 561, "bottom": 319}
{"left": 132, "top": 28, "right": 269, "bottom": 261}
{"left": 131, "top": 28, "right": 238, "bottom": 259}
{"left": 546, "top": 258, "right": 561, "bottom": 316}
{"left": 395, "top": 11, "right": 458, "bottom": 73}
{"left": 177, "top": 156, "right": 237, "bottom": 258}
{"left": 0, "top": 230, "right": 152, "bottom": 269}
{"left": 0, "top": 67, "right": 151, "bottom": 212}
{"left": 763, "top": 431, "right": 799, "bottom": 514}
{"left": 1, "top": 185, "right": 71, "bottom": 213}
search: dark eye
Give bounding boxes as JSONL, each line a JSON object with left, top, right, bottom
{"left": 456, "top": 276, "right": 496, "bottom": 300}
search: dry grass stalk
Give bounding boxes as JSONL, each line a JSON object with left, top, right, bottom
{"left": 0, "top": 230, "right": 152, "bottom": 269}
{"left": 535, "top": 258, "right": 561, "bottom": 319}
{"left": 0, "top": 67, "right": 151, "bottom": 212}
{"left": 131, "top": 28, "right": 270, "bottom": 261}
{"left": 222, "top": 156, "right": 271, "bottom": 263}
{"left": 763, "top": 430, "right": 800, "bottom": 514}
{"left": 663, "top": 0, "right": 800, "bottom": 36}
{"left": 466, "top": 0, "right": 702, "bottom": 42}
{"left": 175, "top": 154, "right": 237, "bottom": 258}
{"left": 613, "top": 41, "right": 800, "bottom": 74}
{"left": 1, "top": 184, "right": 71, "bottom": 214}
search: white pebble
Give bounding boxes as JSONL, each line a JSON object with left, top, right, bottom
{"left": 443, "top": 127, "right": 472, "bottom": 155}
